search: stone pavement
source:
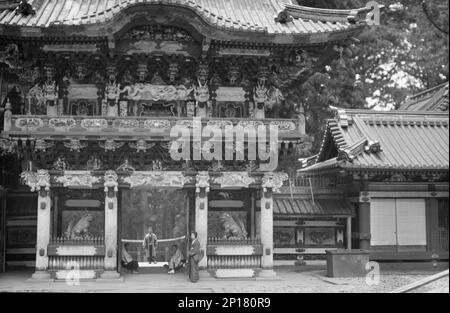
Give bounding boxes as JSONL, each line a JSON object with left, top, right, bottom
{"left": 0, "top": 265, "right": 448, "bottom": 293}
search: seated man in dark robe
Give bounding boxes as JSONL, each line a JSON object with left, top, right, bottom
{"left": 121, "top": 243, "right": 139, "bottom": 274}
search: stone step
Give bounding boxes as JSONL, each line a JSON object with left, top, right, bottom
{"left": 213, "top": 268, "right": 256, "bottom": 279}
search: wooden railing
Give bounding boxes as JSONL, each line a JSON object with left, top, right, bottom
{"left": 207, "top": 237, "right": 261, "bottom": 245}
{"left": 50, "top": 236, "right": 104, "bottom": 245}
{"left": 48, "top": 256, "right": 104, "bottom": 270}
{"left": 207, "top": 255, "right": 261, "bottom": 269}
{"left": 206, "top": 237, "right": 263, "bottom": 269}
{"left": 121, "top": 236, "right": 186, "bottom": 262}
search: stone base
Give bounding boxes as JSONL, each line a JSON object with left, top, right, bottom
{"left": 27, "top": 270, "right": 53, "bottom": 282}
{"left": 97, "top": 270, "right": 123, "bottom": 282}
{"left": 257, "top": 269, "right": 280, "bottom": 280}
{"left": 215, "top": 269, "right": 255, "bottom": 279}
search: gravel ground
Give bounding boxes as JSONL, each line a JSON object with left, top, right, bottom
{"left": 0, "top": 268, "right": 448, "bottom": 293}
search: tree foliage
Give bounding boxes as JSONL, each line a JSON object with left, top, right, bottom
{"left": 289, "top": 0, "right": 449, "bottom": 153}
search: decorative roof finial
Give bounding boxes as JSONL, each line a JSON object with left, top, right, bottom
{"left": 16, "top": 0, "right": 35, "bottom": 16}
{"left": 275, "top": 9, "right": 293, "bottom": 23}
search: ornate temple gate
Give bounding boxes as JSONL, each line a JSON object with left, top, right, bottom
{"left": 19, "top": 169, "right": 287, "bottom": 279}
{"left": 0, "top": 0, "right": 372, "bottom": 280}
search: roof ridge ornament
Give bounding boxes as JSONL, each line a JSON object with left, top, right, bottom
{"left": 365, "top": 140, "right": 382, "bottom": 154}
{"left": 275, "top": 8, "right": 293, "bottom": 24}
{"left": 329, "top": 106, "right": 349, "bottom": 128}
{"left": 337, "top": 148, "right": 355, "bottom": 163}
{"left": 15, "top": 0, "right": 35, "bottom": 16}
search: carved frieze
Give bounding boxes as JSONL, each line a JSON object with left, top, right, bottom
{"left": 123, "top": 171, "right": 191, "bottom": 188}
{"left": 113, "top": 119, "right": 140, "bottom": 129}
{"left": 261, "top": 172, "right": 288, "bottom": 193}
{"left": 214, "top": 172, "right": 256, "bottom": 189}
{"left": 64, "top": 139, "right": 88, "bottom": 152}
{"left": 48, "top": 118, "right": 76, "bottom": 129}
{"left": 15, "top": 117, "right": 43, "bottom": 130}
{"left": 144, "top": 119, "right": 171, "bottom": 129}
{"left": 270, "top": 120, "right": 296, "bottom": 131}
{"left": 99, "top": 140, "right": 125, "bottom": 152}
{"left": 128, "top": 140, "right": 155, "bottom": 153}
{"left": 20, "top": 169, "right": 51, "bottom": 192}
{"left": 80, "top": 119, "right": 108, "bottom": 129}
{"left": 0, "top": 139, "right": 16, "bottom": 155}
{"left": 55, "top": 171, "right": 101, "bottom": 188}
{"left": 34, "top": 139, "right": 54, "bottom": 152}
{"left": 206, "top": 120, "right": 233, "bottom": 129}
{"left": 121, "top": 84, "right": 193, "bottom": 101}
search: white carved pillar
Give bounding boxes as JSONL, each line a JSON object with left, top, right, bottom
{"left": 260, "top": 173, "right": 288, "bottom": 277}
{"left": 195, "top": 172, "right": 210, "bottom": 269}
{"left": 3, "top": 99, "right": 12, "bottom": 132}
{"left": 22, "top": 170, "right": 52, "bottom": 280}
{"left": 260, "top": 188, "right": 274, "bottom": 274}
{"left": 100, "top": 171, "right": 120, "bottom": 279}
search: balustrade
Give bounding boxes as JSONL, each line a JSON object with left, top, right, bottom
{"left": 207, "top": 255, "right": 261, "bottom": 269}
{"left": 206, "top": 237, "right": 263, "bottom": 270}
{"left": 48, "top": 256, "right": 104, "bottom": 270}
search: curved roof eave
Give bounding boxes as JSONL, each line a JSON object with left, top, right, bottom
{"left": 0, "top": 1, "right": 366, "bottom": 45}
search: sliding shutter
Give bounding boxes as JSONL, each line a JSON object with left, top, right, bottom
{"left": 396, "top": 199, "right": 427, "bottom": 246}
{"left": 370, "top": 199, "right": 396, "bottom": 246}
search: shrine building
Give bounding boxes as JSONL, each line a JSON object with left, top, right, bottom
{"left": 0, "top": 0, "right": 373, "bottom": 279}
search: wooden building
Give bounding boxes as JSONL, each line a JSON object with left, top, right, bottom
{"left": 0, "top": 0, "right": 372, "bottom": 278}
{"left": 298, "top": 108, "right": 449, "bottom": 262}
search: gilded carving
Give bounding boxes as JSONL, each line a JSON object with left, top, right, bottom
{"left": 99, "top": 140, "right": 125, "bottom": 152}
{"left": 261, "top": 172, "right": 288, "bottom": 193}
{"left": 195, "top": 171, "right": 210, "bottom": 193}
{"left": 55, "top": 171, "right": 101, "bottom": 187}
{"left": 20, "top": 169, "right": 51, "bottom": 192}
{"left": 214, "top": 172, "right": 255, "bottom": 188}
{"left": 123, "top": 171, "right": 191, "bottom": 188}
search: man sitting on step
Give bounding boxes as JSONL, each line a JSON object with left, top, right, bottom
{"left": 121, "top": 243, "right": 139, "bottom": 274}
{"left": 167, "top": 244, "right": 184, "bottom": 274}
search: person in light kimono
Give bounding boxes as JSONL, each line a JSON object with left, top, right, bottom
{"left": 143, "top": 226, "right": 158, "bottom": 264}
{"left": 188, "top": 231, "right": 202, "bottom": 283}
{"left": 167, "top": 244, "right": 184, "bottom": 274}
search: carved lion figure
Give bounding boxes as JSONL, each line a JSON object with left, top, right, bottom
{"left": 65, "top": 213, "right": 94, "bottom": 239}
{"left": 219, "top": 213, "right": 248, "bottom": 240}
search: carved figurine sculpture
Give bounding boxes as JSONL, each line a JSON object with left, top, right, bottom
{"left": 43, "top": 65, "right": 58, "bottom": 117}
{"left": 253, "top": 80, "right": 267, "bottom": 119}
{"left": 194, "top": 78, "right": 210, "bottom": 117}
{"left": 64, "top": 213, "right": 94, "bottom": 239}
{"left": 104, "top": 65, "right": 121, "bottom": 117}
{"left": 219, "top": 213, "right": 248, "bottom": 240}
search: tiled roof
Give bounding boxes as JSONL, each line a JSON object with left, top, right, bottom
{"left": 0, "top": 1, "right": 19, "bottom": 10}
{"left": 273, "top": 197, "right": 353, "bottom": 216}
{"left": 399, "top": 82, "right": 449, "bottom": 112}
{"left": 0, "top": 0, "right": 366, "bottom": 38}
{"left": 300, "top": 109, "right": 449, "bottom": 173}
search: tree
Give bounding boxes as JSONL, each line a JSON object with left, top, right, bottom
{"left": 287, "top": 0, "right": 449, "bottom": 154}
